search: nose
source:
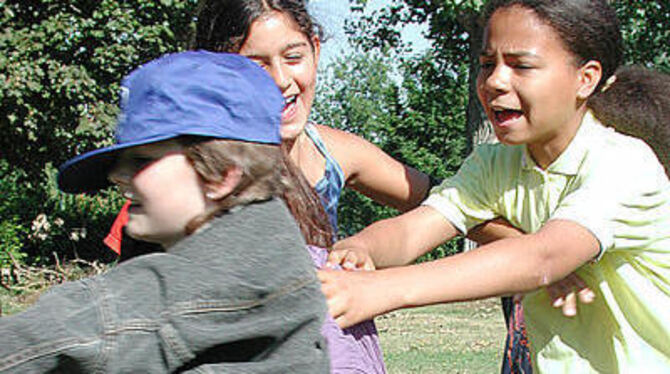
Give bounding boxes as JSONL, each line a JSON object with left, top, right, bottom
{"left": 483, "top": 63, "right": 511, "bottom": 94}
{"left": 268, "top": 63, "right": 291, "bottom": 92}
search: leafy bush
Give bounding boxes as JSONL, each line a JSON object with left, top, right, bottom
{"left": 0, "top": 219, "right": 27, "bottom": 269}
{"left": 1, "top": 0, "right": 198, "bottom": 267}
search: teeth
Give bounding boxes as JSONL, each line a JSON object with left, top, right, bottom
{"left": 123, "top": 191, "right": 134, "bottom": 200}
{"left": 284, "top": 96, "right": 297, "bottom": 106}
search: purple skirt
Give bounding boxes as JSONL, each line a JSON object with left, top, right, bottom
{"left": 308, "top": 245, "right": 387, "bottom": 374}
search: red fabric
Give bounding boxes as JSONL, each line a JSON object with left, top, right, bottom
{"left": 104, "top": 200, "right": 130, "bottom": 255}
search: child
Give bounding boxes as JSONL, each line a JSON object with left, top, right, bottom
{"left": 320, "top": 0, "right": 670, "bottom": 372}
{"left": 0, "top": 51, "right": 330, "bottom": 373}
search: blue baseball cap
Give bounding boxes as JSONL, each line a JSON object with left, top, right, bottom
{"left": 58, "top": 51, "right": 283, "bottom": 193}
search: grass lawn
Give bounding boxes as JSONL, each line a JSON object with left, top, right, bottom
{"left": 376, "top": 298, "right": 508, "bottom": 373}
{"left": 0, "top": 287, "right": 42, "bottom": 317}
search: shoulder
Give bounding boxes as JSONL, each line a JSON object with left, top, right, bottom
{"left": 309, "top": 123, "right": 395, "bottom": 178}
{"left": 587, "top": 125, "right": 664, "bottom": 180}
{"left": 310, "top": 123, "right": 371, "bottom": 148}
{"left": 576, "top": 125, "right": 668, "bottom": 200}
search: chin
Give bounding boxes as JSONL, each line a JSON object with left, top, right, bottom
{"left": 280, "top": 121, "right": 307, "bottom": 140}
{"left": 494, "top": 132, "right": 525, "bottom": 146}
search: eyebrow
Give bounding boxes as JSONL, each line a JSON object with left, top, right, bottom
{"left": 244, "top": 41, "right": 311, "bottom": 60}
{"left": 282, "top": 41, "right": 310, "bottom": 53}
{"left": 480, "top": 50, "right": 539, "bottom": 59}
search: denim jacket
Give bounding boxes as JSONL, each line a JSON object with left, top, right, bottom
{"left": 0, "top": 199, "right": 329, "bottom": 373}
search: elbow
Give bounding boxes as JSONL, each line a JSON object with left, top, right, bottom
{"left": 535, "top": 267, "right": 554, "bottom": 288}
{"left": 528, "top": 247, "right": 561, "bottom": 289}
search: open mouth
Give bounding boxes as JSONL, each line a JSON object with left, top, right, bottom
{"left": 493, "top": 108, "right": 523, "bottom": 125}
{"left": 282, "top": 95, "right": 298, "bottom": 120}
{"left": 284, "top": 95, "right": 297, "bottom": 110}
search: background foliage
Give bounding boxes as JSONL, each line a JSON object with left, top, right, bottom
{"left": 1, "top": 0, "right": 198, "bottom": 267}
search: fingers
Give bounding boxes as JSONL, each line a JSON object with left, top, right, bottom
{"left": 325, "top": 250, "right": 347, "bottom": 268}
{"left": 546, "top": 280, "right": 567, "bottom": 307}
{"left": 316, "top": 270, "right": 358, "bottom": 329}
{"left": 334, "top": 315, "right": 352, "bottom": 329}
{"left": 571, "top": 274, "right": 595, "bottom": 304}
{"left": 317, "top": 270, "right": 344, "bottom": 318}
{"left": 545, "top": 273, "right": 596, "bottom": 317}
{"left": 577, "top": 286, "right": 595, "bottom": 304}
{"left": 326, "top": 249, "right": 375, "bottom": 271}
{"left": 562, "top": 291, "right": 577, "bottom": 317}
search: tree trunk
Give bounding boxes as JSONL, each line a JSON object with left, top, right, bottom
{"left": 462, "top": 11, "right": 495, "bottom": 252}
{"left": 463, "top": 12, "right": 496, "bottom": 154}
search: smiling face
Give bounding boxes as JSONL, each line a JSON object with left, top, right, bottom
{"left": 238, "top": 10, "right": 320, "bottom": 141}
{"left": 108, "top": 140, "right": 215, "bottom": 249}
{"left": 477, "top": 6, "right": 591, "bottom": 167}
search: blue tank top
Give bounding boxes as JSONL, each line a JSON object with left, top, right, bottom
{"left": 304, "top": 123, "right": 345, "bottom": 234}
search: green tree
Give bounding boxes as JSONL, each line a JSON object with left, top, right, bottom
{"left": 313, "top": 46, "right": 468, "bottom": 257}
{"left": 0, "top": 0, "right": 198, "bottom": 264}
{"left": 1, "top": 0, "right": 198, "bottom": 179}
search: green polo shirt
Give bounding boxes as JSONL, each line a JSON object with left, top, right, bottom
{"left": 424, "top": 111, "right": 670, "bottom": 372}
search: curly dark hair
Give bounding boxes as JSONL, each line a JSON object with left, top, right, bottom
{"left": 193, "top": 0, "right": 324, "bottom": 53}
{"left": 589, "top": 66, "right": 670, "bottom": 174}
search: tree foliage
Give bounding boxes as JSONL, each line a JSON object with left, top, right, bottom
{"left": 1, "top": 0, "right": 198, "bottom": 179}
{"left": 313, "top": 48, "right": 468, "bottom": 257}
{"left": 1, "top": 0, "right": 198, "bottom": 265}
{"left": 2, "top": 0, "right": 667, "bottom": 266}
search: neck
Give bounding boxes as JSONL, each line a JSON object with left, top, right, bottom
{"left": 285, "top": 129, "right": 309, "bottom": 165}
{"left": 527, "top": 106, "right": 588, "bottom": 169}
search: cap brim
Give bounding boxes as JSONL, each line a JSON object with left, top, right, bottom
{"left": 57, "top": 133, "right": 180, "bottom": 193}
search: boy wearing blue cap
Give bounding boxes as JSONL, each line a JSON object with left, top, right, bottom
{"left": 0, "top": 51, "right": 330, "bottom": 373}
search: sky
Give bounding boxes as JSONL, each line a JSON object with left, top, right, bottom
{"left": 308, "top": 0, "right": 430, "bottom": 67}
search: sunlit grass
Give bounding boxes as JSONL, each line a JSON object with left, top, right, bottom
{"left": 377, "top": 298, "right": 507, "bottom": 373}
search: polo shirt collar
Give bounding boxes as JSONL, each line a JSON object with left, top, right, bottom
{"left": 521, "top": 111, "right": 600, "bottom": 175}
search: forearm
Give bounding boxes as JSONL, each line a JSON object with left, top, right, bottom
{"left": 333, "top": 125, "right": 432, "bottom": 212}
{"left": 467, "top": 217, "right": 524, "bottom": 245}
{"left": 380, "top": 221, "right": 600, "bottom": 311}
{"left": 399, "top": 237, "right": 550, "bottom": 307}
{"left": 334, "top": 206, "right": 458, "bottom": 268}
{"left": 334, "top": 219, "right": 415, "bottom": 268}
{"left": 351, "top": 165, "right": 431, "bottom": 212}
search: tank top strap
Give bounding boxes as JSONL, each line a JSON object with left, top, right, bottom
{"left": 305, "top": 122, "right": 344, "bottom": 180}
{"left": 303, "top": 123, "right": 345, "bottom": 189}
{"left": 303, "top": 123, "right": 345, "bottom": 234}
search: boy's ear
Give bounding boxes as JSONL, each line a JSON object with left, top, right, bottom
{"left": 577, "top": 60, "right": 603, "bottom": 100}
{"left": 205, "top": 166, "right": 243, "bottom": 201}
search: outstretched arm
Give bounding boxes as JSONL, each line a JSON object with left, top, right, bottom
{"left": 321, "top": 219, "right": 600, "bottom": 328}
{"left": 467, "top": 217, "right": 595, "bottom": 316}
{"left": 329, "top": 206, "right": 460, "bottom": 270}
